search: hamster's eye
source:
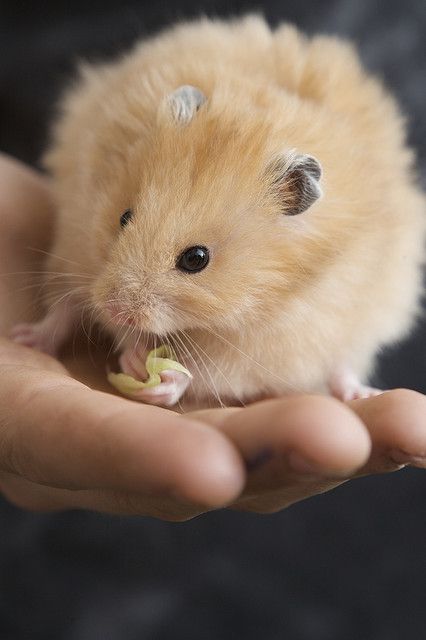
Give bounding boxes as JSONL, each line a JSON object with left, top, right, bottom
{"left": 176, "top": 246, "right": 210, "bottom": 273}
{"left": 120, "top": 209, "right": 133, "bottom": 228}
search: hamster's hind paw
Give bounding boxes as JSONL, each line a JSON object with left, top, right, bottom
{"left": 339, "top": 384, "right": 383, "bottom": 402}
{"left": 9, "top": 322, "right": 58, "bottom": 356}
{"left": 130, "top": 369, "right": 191, "bottom": 407}
{"left": 328, "top": 367, "right": 383, "bottom": 402}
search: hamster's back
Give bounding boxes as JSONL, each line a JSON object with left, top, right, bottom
{"left": 47, "top": 14, "right": 410, "bottom": 182}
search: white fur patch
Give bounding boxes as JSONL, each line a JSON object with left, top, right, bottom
{"left": 166, "top": 85, "right": 207, "bottom": 124}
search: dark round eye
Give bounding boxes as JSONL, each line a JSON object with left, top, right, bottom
{"left": 176, "top": 246, "right": 210, "bottom": 273}
{"left": 120, "top": 209, "right": 133, "bottom": 228}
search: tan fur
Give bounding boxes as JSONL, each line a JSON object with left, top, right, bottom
{"left": 43, "top": 15, "right": 425, "bottom": 407}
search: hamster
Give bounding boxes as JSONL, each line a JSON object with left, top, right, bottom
{"left": 11, "top": 15, "right": 426, "bottom": 409}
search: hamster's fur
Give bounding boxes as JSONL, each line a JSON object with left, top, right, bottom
{"left": 15, "top": 15, "right": 426, "bottom": 408}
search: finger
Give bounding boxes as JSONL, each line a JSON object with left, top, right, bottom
{"left": 0, "top": 472, "right": 205, "bottom": 521}
{"left": 192, "top": 390, "right": 426, "bottom": 514}
{"left": 348, "top": 389, "right": 426, "bottom": 472}
{"left": 191, "top": 395, "right": 371, "bottom": 479}
{"left": 0, "top": 345, "right": 245, "bottom": 510}
{"left": 190, "top": 395, "right": 371, "bottom": 512}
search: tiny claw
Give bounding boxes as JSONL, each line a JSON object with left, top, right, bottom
{"left": 129, "top": 369, "right": 191, "bottom": 407}
{"left": 329, "top": 367, "right": 383, "bottom": 402}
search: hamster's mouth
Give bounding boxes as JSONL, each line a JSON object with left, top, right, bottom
{"left": 104, "top": 302, "right": 137, "bottom": 326}
{"left": 101, "top": 300, "right": 182, "bottom": 336}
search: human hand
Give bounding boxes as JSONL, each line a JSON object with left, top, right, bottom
{"left": 1, "top": 336, "right": 425, "bottom": 519}
{"left": 0, "top": 153, "right": 425, "bottom": 520}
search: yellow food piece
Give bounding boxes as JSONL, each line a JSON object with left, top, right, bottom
{"left": 108, "top": 345, "right": 192, "bottom": 396}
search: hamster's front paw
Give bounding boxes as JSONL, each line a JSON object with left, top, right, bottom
{"left": 128, "top": 369, "right": 191, "bottom": 407}
{"left": 10, "top": 322, "right": 58, "bottom": 356}
{"left": 9, "top": 302, "right": 77, "bottom": 356}
{"left": 119, "top": 346, "right": 149, "bottom": 381}
{"left": 118, "top": 346, "right": 191, "bottom": 407}
{"left": 328, "top": 367, "right": 383, "bottom": 402}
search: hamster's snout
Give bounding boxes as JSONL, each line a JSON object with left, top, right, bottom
{"left": 105, "top": 302, "right": 137, "bottom": 326}
{"left": 101, "top": 294, "right": 177, "bottom": 336}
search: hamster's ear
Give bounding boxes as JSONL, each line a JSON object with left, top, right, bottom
{"left": 162, "top": 85, "right": 207, "bottom": 125}
{"left": 268, "top": 152, "right": 322, "bottom": 216}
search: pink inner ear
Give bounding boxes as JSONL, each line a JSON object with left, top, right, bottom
{"left": 273, "top": 153, "right": 322, "bottom": 216}
{"left": 166, "top": 85, "right": 207, "bottom": 125}
{"left": 300, "top": 155, "right": 322, "bottom": 182}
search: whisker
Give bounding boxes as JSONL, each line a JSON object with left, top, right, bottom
{"left": 0, "top": 270, "right": 92, "bottom": 278}
{"left": 164, "top": 332, "right": 185, "bottom": 412}
{"left": 207, "top": 328, "right": 301, "bottom": 393}
{"left": 180, "top": 331, "right": 228, "bottom": 408}
{"left": 182, "top": 330, "right": 243, "bottom": 408}
{"left": 80, "top": 302, "right": 99, "bottom": 351}
{"left": 27, "top": 247, "right": 84, "bottom": 268}
{"left": 134, "top": 324, "right": 145, "bottom": 352}
{"left": 44, "top": 286, "right": 87, "bottom": 313}
{"left": 114, "top": 322, "right": 134, "bottom": 353}
{"left": 169, "top": 331, "right": 209, "bottom": 409}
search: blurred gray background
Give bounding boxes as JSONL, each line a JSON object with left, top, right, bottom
{"left": 0, "top": 1, "right": 425, "bottom": 638}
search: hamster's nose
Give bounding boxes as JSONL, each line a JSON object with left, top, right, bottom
{"left": 105, "top": 302, "right": 136, "bottom": 326}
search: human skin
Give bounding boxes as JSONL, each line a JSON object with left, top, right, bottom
{"left": 0, "top": 152, "right": 425, "bottom": 520}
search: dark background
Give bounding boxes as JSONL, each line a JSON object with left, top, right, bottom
{"left": 0, "top": 1, "right": 425, "bottom": 638}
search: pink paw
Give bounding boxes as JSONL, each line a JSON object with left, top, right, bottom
{"left": 129, "top": 369, "right": 191, "bottom": 407}
{"left": 118, "top": 347, "right": 190, "bottom": 407}
{"left": 328, "top": 367, "right": 383, "bottom": 402}
{"left": 9, "top": 322, "right": 57, "bottom": 356}
{"left": 338, "top": 384, "right": 383, "bottom": 402}
{"left": 119, "top": 347, "right": 148, "bottom": 381}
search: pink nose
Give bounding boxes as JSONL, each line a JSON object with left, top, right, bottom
{"left": 105, "top": 302, "right": 136, "bottom": 326}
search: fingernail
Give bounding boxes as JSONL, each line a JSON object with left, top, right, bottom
{"left": 246, "top": 448, "right": 273, "bottom": 471}
{"left": 288, "top": 452, "right": 323, "bottom": 475}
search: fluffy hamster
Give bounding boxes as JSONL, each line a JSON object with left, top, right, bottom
{"left": 11, "top": 15, "right": 425, "bottom": 409}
